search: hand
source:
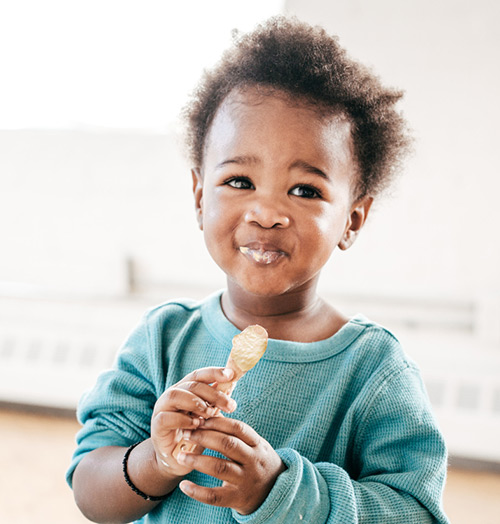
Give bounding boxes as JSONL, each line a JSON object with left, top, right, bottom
{"left": 176, "top": 417, "right": 286, "bottom": 515}
{"left": 151, "top": 367, "right": 237, "bottom": 478}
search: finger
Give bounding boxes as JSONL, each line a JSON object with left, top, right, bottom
{"left": 200, "top": 417, "right": 261, "bottom": 447}
{"left": 154, "top": 388, "right": 214, "bottom": 418}
{"left": 154, "top": 428, "right": 193, "bottom": 456}
{"left": 188, "top": 428, "right": 250, "bottom": 463}
{"left": 177, "top": 452, "right": 242, "bottom": 482}
{"left": 152, "top": 410, "right": 203, "bottom": 436}
{"left": 177, "top": 367, "right": 235, "bottom": 387}
{"left": 155, "top": 430, "right": 205, "bottom": 470}
{"left": 179, "top": 480, "right": 234, "bottom": 508}
{"left": 178, "top": 381, "right": 237, "bottom": 414}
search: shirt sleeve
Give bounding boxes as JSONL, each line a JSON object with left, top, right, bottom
{"left": 232, "top": 364, "right": 449, "bottom": 524}
{"left": 66, "top": 313, "right": 158, "bottom": 488}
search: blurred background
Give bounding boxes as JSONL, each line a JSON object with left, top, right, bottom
{"left": 1, "top": 0, "right": 499, "bottom": 522}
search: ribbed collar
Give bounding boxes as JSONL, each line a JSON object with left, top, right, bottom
{"left": 200, "top": 290, "right": 369, "bottom": 363}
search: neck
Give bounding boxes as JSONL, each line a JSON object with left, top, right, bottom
{"left": 221, "top": 278, "right": 346, "bottom": 342}
{"left": 225, "top": 278, "right": 320, "bottom": 317}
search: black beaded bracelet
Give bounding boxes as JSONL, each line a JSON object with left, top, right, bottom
{"left": 122, "top": 442, "right": 171, "bottom": 502}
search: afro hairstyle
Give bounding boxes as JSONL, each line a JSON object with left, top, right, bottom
{"left": 183, "top": 16, "right": 411, "bottom": 198}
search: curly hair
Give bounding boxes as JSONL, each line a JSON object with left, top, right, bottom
{"left": 183, "top": 16, "right": 411, "bottom": 198}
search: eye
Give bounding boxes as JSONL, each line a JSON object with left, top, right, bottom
{"left": 289, "top": 184, "right": 322, "bottom": 199}
{"left": 224, "top": 176, "right": 254, "bottom": 190}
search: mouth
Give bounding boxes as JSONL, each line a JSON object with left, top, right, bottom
{"left": 239, "top": 246, "right": 286, "bottom": 265}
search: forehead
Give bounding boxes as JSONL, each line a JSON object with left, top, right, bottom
{"left": 203, "top": 87, "right": 355, "bottom": 170}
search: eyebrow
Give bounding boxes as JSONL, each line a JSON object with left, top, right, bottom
{"left": 215, "top": 156, "right": 330, "bottom": 181}
{"left": 290, "top": 160, "right": 330, "bottom": 180}
{"left": 215, "top": 155, "right": 260, "bottom": 170}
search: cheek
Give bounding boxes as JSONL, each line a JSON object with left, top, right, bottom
{"left": 296, "top": 210, "right": 349, "bottom": 271}
{"left": 309, "top": 207, "right": 347, "bottom": 247}
{"left": 202, "top": 192, "right": 225, "bottom": 232}
{"left": 204, "top": 207, "right": 222, "bottom": 229}
{"left": 316, "top": 214, "right": 335, "bottom": 236}
{"left": 202, "top": 194, "right": 236, "bottom": 254}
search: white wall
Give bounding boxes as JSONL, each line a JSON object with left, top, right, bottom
{"left": 0, "top": 128, "right": 221, "bottom": 297}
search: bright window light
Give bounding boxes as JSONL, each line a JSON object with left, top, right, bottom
{"left": 0, "top": 1, "right": 284, "bottom": 130}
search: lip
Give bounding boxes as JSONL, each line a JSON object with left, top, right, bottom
{"left": 239, "top": 242, "right": 287, "bottom": 265}
{"left": 243, "top": 241, "right": 287, "bottom": 253}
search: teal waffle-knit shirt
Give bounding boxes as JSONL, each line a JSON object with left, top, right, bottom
{"left": 67, "top": 291, "right": 449, "bottom": 523}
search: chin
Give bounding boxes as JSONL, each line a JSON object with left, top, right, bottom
{"left": 230, "top": 275, "right": 300, "bottom": 299}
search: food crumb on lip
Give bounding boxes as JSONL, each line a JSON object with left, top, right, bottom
{"left": 239, "top": 246, "right": 283, "bottom": 264}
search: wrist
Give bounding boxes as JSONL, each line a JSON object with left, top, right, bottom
{"left": 125, "top": 440, "right": 182, "bottom": 500}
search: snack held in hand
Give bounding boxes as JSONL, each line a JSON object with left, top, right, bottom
{"left": 218, "top": 324, "right": 268, "bottom": 394}
{"left": 173, "top": 324, "right": 268, "bottom": 458}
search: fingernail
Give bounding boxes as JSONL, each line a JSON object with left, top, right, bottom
{"left": 206, "top": 407, "right": 219, "bottom": 418}
{"left": 222, "top": 368, "right": 234, "bottom": 379}
{"left": 180, "top": 480, "right": 193, "bottom": 494}
{"left": 182, "top": 430, "right": 192, "bottom": 440}
{"left": 228, "top": 399, "right": 237, "bottom": 411}
{"left": 177, "top": 453, "right": 187, "bottom": 463}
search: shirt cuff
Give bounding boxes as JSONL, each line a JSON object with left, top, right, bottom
{"left": 231, "top": 448, "right": 329, "bottom": 524}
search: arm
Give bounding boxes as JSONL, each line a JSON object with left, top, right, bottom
{"left": 72, "top": 440, "right": 178, "bottom": 524}
{"left": 71, "top": 366, "right": 237, "bottom": 523}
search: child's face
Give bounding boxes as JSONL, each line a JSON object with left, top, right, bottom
{"left": 193, "top": 87, "right": 371, "bottom": 298}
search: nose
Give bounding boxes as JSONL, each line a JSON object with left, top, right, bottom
{"left": 244, "top": 197, "right": 290, "bottom": 229}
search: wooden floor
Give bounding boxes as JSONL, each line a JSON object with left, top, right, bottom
{"left": 1, "top": 407, "right": 499, "bottom": 523}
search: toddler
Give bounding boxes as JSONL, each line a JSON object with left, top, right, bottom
{"left": 67, "top": 16, "right": 449, "bottom": 524}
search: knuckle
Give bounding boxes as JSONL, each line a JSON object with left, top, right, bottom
{"left": 214, "top": 459, "right": 230, "bottom": 476}
{"left": 220, "top": 435, "right": 237, "bottom": 453}
{"left": 212, "top": 390, "right": 224, "bottom": 403}
{"left": 154, "top": 411, "right": 168, "bottom": 426}
{"left": 152, "top": 411, "right": 168, "bottom": 431}
{"left": 184, "top": 381, "right": 199, "bottom": 393}
{"left": 206, "top": 490, "right": 220, "bottom": 506}
{"left": 150, "top": 415, "right": 160, "bottom": 434}
{"left": 256, "top": 456, "right": 268, "bottom": 471}
{"left": 232, "top": 419, "right": 246, "bottom": 435}
{"left": 164, "top": 387, "right": 180, "bottom": 402}
{"left": 190, "top": 369, "right": 201, "bottom": 381}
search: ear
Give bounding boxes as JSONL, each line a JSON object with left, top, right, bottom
{"left": 338, "top": 195, "right": 373, "bottom": 250}
{"left": 192, "top": 167, "right": 204, "bottom": 230}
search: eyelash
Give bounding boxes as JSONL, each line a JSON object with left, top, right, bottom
{"left": 223, "top": 177, "right": 322, "bottom": 199}
{"left": 224, "top": 176, "right": 254, "bottom": 190}
{"left": 290, "top": 184, "right": 322, "bottom": 199}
